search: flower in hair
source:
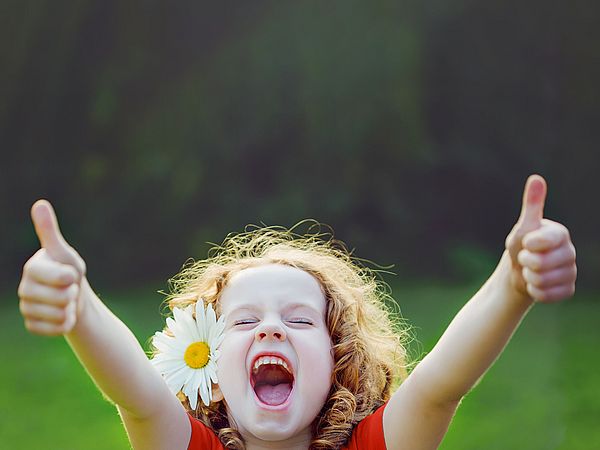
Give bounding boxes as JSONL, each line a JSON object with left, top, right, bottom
{"left": 150, "top": 301, "right": 225, "bottom": 409}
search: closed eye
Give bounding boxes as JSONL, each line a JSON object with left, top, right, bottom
{"left": 288, "top": 319, "right": 313, "bottom": 325}
{"left": 234, "top": 319, "right": 258, "bottom": 326}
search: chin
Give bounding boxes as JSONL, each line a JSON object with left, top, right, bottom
{"left": 250, "top": 424, "right": 297, "bottom": 441}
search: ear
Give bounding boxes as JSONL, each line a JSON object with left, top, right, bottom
{"left": 212, "top": 383, "right": 224, "bottom": 403}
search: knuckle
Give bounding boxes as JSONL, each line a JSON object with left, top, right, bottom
{"left": 57, "top": 289, "right": 71, "bottom": 305}
{"left": 556, "top": 222, "right": 570, "bottom": 237}
{"left": 522, "top": 234, "right": 537, "bottom": 250}
{"left": 20, "top": 301, "right": 39, "bottom": 320}
{"left": 532, "top": 272, "right": 545, "bottom": 288}
{"left": 535, "top": 289, "right": 547, "bottom": 302}
{"left": 529, "top": 255, "right": 542, "bottom": 271}
{"left": 558, "top": 223, "right": 569, "bottom": 238}
{"left": 55, "top": 308, "right": 67, "bottom": 323}
{"left": 17, "top": 280, "right": 28, "bottom": 299}
{"left": 22, "top": 259, "right": 36, "bottom": 277}
{"left": 76, "top": 257, "right": 87, "bottom": 276}
{"left": 68, "top": 266, "right": 80, "bottom": 281}
{"left": 58, "top": 268, "right": 75, "bottom": 285}
{"left": 18, "top": 299, "right": 29, "bottom": 316}
{"left": 61, "top": 320, "right": 74, "bottom": 334}
{"left": 569, "top": 243, "right": 577, "bottom": 260}
{"left": 517, "top": 249, "right": 529, "bottom": 265}
{"left": 67, "top": 284, "right": 80, "bottom": 302}
{"left": 523, "top": 268, "right": 540, "bottom": 287}
{"left": 528, "top": 283, "right": 546, "bottom": 301}
{"left": 55, "top": 295, "right": 70, "bottom": 307}
{"left": 24, "top": 319, "right": 37, "bottom": 333}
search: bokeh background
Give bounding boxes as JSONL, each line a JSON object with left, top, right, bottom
{"left": 1, "top": 1, "right": 599, "bottom": 449}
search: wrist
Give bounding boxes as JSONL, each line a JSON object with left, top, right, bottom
{"left": 65, "top": 276, "right": 94, "bottom": 336}
{"left": 495, "top": 251, "right": 535, "bottom": 307}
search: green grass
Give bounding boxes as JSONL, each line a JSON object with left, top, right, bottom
{"left": 398, "top": 283, "right": 600, "bottom": 450}
{"left": 2, "top": 284, "right": 599, "bottom": 449}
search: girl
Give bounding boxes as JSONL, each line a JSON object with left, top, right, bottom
{"left": 18, "top": 174, "right": 577, "bottom": 450}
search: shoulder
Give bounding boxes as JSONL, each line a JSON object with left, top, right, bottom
{"left": 342, "top": 402, "right": 388, "bottom": 450}
{"left": 187, "top": 414, "right": 225, "bottom": 450}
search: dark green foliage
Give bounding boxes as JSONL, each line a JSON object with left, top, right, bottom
{"left": 1, "top": 1, "right": 598, "bottom": 288}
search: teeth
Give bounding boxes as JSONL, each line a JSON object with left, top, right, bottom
{"left": 252, "top": 356, "right": 291, "bottom": 374}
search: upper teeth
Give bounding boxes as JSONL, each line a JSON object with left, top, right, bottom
{"left": 253, "top": 356, "right": 290, "bottom": 374}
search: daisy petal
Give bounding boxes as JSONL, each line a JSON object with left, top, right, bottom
{"left": 165, "top": 317, "right": 186, "bottom": 339}
{"left": 151, "top": 352, "right": 184, "bottom": 364}
{"left": 212, "top": 333, "right": 225, "bottom": 351}
{"left": 173, "top": 306, "right": 200, "bottom": 342}
{"left": 212, "top": 317, "right": 226, "bottom": 347}
{"left": 153, "top": 333, "right": 187, "bottom": 355}
{"left": 151, "top": 357, "right": 187, "bottom": 374}
{"left": 181, "top": 368, "right": 196, "bottom": 392}
{"left": 164, "top": 365, "right": 191, "bottom": 394}
{"left": 195, "top": 301, "right": 207, "bottom": 342}
{"left": 206, "top": 359, "right": 218, "bottom": 384}
{"left": 185, "top": 371, "right": 204, "bottom": 409}
{"left": 205, "top": 304, "right": 217, "bottom": 342}
{"left": 206, "top": 369, "right": 214, "bottom": 402}
{"left": 198, "top": 372, "right": 210, "bottom": 406}
{"left": 187, "top": 389, "right": 198, "bottom": 411}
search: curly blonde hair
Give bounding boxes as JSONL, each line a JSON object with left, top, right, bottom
{"left": 152, "top": 222, "right": 412, "bottom": 449}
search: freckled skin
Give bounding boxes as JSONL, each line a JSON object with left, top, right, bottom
{"left": 216, "top": 264, "right": 334, "bottom": 447}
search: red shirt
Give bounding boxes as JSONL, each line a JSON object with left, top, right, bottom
{"left": 187, "top": 403, "right": 387, "bottom": 449}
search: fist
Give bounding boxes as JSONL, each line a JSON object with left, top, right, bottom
{"left": 18, "top": 200, "right": 87, "bottom": 335}
{"left": 505, "top": 175, "right": 577, "bottom": 303}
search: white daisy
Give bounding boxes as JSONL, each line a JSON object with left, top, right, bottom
{"left": 150, "top": 300, "right": 225, "bottom": 410}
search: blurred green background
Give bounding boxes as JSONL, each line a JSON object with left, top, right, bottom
{"left": 1, "top": 1, "right": 598, "bottom": 449}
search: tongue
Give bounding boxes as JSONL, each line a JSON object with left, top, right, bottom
{"left": 255, "top": 383, "right": 292, "bottom": 406}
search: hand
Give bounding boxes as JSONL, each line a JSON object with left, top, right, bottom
{"left": 505, "top": 175, "right": 577, "bottom": 303}
{"left": 18, "top": 200, "right": 87, "bottom": 335}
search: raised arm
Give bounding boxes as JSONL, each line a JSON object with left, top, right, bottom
{"left": 383, "top": 175, "right": 577, "bottom": 450}
{"left": 18, "top": 200, "right": 190, "bottom": 450}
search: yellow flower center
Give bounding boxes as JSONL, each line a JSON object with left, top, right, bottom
{"left": 184, "top": 342, "right": 210, "bottom": 369}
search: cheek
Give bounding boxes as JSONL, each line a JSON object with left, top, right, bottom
{"left": 216, "top": 335, "right": 249, "bottom": 395}
{"left": 297, "top": 331, "right": 334, "bottom": 390}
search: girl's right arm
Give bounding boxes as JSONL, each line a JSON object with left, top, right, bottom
{"left": 18, "top": 200, "right": 191, "bottom": 450}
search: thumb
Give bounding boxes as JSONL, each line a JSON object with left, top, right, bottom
{"left": 506, "top": 174, "right": 547, "bottom": 263}
{"left": 31, "top": 200, "right": 85, "bottom": 275}
{"left": 516, "top": 174, "right": 547, "bottom": 233}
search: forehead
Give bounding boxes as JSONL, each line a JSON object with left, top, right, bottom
{"left": 219, "top": 264, "right": 326, "bottom": 314}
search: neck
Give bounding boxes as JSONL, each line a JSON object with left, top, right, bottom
{"left": 240, "top": 425, "right": 312, "bottom": 450}
{"left": 224, "top": 403, "right": 313, "bottom": 449}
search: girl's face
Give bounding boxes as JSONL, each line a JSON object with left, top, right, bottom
{"left": 216, "top": 264, "right": 334, "bottom": 446}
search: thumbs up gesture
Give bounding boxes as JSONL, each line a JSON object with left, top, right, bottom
{"left": 505, "top": 175, "right": 577, "bottom": 303}
{"left": 18, "top": 200, "right": 87, "bottom": 335}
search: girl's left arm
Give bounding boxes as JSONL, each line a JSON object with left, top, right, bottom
{"left": 383, "top": 175, "right": 577, "bottom": 450}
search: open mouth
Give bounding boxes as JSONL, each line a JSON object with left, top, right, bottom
{"left": 250, "top": 355, "right": 295, "bottom": 406}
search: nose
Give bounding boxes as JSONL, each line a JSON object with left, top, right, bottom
{"left": 255, "top": 320, "right": 287, "bottom": 342}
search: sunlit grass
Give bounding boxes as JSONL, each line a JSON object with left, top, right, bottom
{"left": 3, "top": 284, "right": 598, "bottom": 449}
